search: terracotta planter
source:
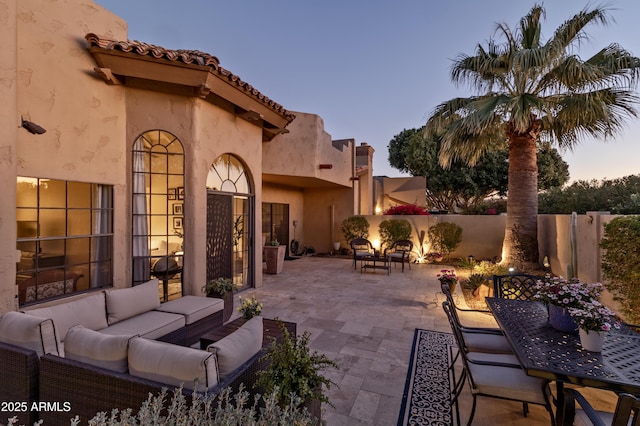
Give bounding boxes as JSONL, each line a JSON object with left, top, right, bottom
{"left": 264, "top": 245, "right": 286, "bottom": 274}
{"left": 579, "top": 329, "right": 605, "bottom": 352}
{"left": 208, "top": 290, "right": 233, "bottom": 323}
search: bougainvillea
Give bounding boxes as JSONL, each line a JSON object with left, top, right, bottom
{"left": 383, "top": 204, "right": 430, "bottom": 215}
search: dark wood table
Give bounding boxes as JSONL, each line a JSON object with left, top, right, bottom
{"left": 360, "top": 253, "right": 390, "bottom": 274}
{"left": 200, "top": 317, "right": 297, "bottom": 350}
{"left": 486, "top": 298, "right": 640, "bottom": 423}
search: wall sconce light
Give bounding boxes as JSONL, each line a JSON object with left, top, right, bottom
{"left": 319, "top": 164, "right": 333, "bottom": 169}
{"left": 21, "top": 117, "right": 47, "bottom": 135}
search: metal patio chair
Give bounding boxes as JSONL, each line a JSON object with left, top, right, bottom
{"left": 384, "top": 239, "right": 413, "bottom": 272}
{"left": 443, "top": 301, "right": 556, "bottom": 426}
{"left": 561, "top": 389, "right": 640, "bottom": 426}
{"left": 493, "top": 274, "right": 542, "bottom": 300}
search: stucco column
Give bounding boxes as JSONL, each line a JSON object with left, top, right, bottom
{"left": 0, "top": 0, "right": 18, "bottom": 313}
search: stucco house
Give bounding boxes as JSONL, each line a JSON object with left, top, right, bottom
{"left": 0, "top": 0, "right": 371, "bottom": 314}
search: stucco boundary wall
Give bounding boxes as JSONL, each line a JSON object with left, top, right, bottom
{"left": 358, "top": 212, "right": 618, "bottom": 284}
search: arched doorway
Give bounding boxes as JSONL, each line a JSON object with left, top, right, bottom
{"left": 132, "top": 130, "right": 185, "bottom": 301}
{"left": 206, "top": 154, "right": 253, "bottom": 288}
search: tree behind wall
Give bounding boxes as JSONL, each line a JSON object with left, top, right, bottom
{"left": 424, "top": 4, "right": 640, "bottom": 266}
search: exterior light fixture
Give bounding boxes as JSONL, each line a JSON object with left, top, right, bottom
{"left": 21, "top": 117, "right": 47, "bottom": 135}
{"left": 319, "top": 164, "right": 333, "bottom": 169}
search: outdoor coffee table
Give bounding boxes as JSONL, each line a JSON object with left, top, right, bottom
{"left": 360, "top": 253, "right": 390, "bottom": 274}
{"left": 200, "top": 317, "right": 297, "bottom": 350}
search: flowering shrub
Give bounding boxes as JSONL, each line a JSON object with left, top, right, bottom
{"left": 569, "top": 301, "right": 620, "bottom": 332}
{"left": 237, "top": 295, "right": 263, "bottom": 319}
{"left": 533, "top": 275, "right": 603, "bottom": 309}
{"left": 426, "top": 252, "right": 443, "bottom": 261}
{"left": 383, "top": 204, "right": 430, "bottom": 215}
{"left": 437, "top": 269, "right": 458, "bottom": 286}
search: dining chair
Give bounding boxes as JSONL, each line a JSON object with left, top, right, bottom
{"left": 350, "top": 238, "right": 374, "bottom": 269}
{"left": 493, "top": 274, "right": 542, "bottom": 300}
{"left": 384, "top": 239, "right": 413, "bottom": 272}
{"left": 443, "top": 301, "right": 556, "bottom": 426}
{"left": 440, "top": 283, "right": 514, "bottom": 355}
{"left": 561, "top": 388, "right": 640, "bottom": 426}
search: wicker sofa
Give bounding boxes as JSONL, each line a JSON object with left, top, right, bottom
{"left": 37, "top": 316, "right": 269, "bottom": 425}
{"left": 0, "top": 278, "right": 224, "bottom": 424}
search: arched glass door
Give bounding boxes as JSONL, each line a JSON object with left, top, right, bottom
{"left": 132, "top": 130, "right": 185, "bottom": 301}
{"left": 206, "top": 154, "right": 253, "bottom": 288}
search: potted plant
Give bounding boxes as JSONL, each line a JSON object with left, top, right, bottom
{"left": 533, "top": 275, "right": 603, "bottom": 335}
{"left": 437, "top": 269, "right": 458, "bottom": 294}
{"left": 264, "top": 240, "right": 286, "bottom": 274}
{"left": 237, "top": 295, "right": 263, "bottom": 320}
{"left": 202, "top": 277, "right": 238, "bottom": 323}
{"left": 569, "top": 301, "right": 620, "bottom": 352}
{"left": 257, "top": 322, "right": 339, "bottom": 423}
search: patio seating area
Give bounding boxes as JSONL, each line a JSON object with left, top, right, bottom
{"left": 240, "top": 256, "right": 619, "bottom": 425}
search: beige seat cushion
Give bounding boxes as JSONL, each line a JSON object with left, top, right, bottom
{"left": 0, "top": 311, "right": 59, "bottom": 356}
{"left": 468, "top": 361, "right": 548, "bottom": 405}
{"left": 207, "top": 316, "right": 263, "bottom": 380}
{"left": 105, "top": 279, "right": 160, "bottom": 325}
{"left": 64, "top": 325, "right": 136, "bottom": 373}
{"left": 128, "top": 338, "right": 218, "bottom": 391}
{"left": 100, "top": 311, "right": 185, "bottom": 340}
{"left": 463, "top": 331, "right": 513, "bottom": 354}
{"left": 155, "top": 296, "right": 224, "bottom": 325}
{"left": 23, "top": 292, "right": 108, "bottom": 342}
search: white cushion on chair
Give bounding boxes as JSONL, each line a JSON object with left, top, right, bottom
{"left": 207, "top": 316, "right": 263, "bottom": 380}
{"left": 0, "top": 311, "right": 59, "bottom": 356}
{"left": 463, "top": 331, "right": 513, "bottom": 354}
{"left": 128, "top": 337, "right": 218, "bottom": 391}
{"left": 105, "top": 279, "right": 160, "bottom": 325}
{"left": 24, "top": 292, "right": 108, "bottom": 342}
{"left": 468, "top": 361, "right": 548, "bottom": 404}
{"left": 64, "top": 325, "right": 136, "bottom": 373}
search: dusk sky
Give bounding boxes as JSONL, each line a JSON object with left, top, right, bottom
{"left": 95, "top": 0, "right": 640, "bottom": 183}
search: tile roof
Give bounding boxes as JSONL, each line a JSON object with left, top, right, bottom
{"left": 85, "top": 33, "right": 295, "bottom": 122}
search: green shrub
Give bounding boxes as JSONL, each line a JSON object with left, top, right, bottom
{"left": 257, "top": 322, "right": 339, "bottom": 407}
{"left": 427, "top": 222, "right": 462, "bottom": 257}
{"left": 378, "top": 219, "right": 412, "bottom": 250}
{"left": 341, "top": 215, "right": 369, "bottom": 242}
{"left": 600, "top": 216, "right": 640, "bottom": 324}
{"left": 472, "top": 260, "right": 509, "bottom": 277}
{"left": 466, "top": 273, "right": 490, "bottom": 291}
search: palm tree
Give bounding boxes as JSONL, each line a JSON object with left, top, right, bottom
{"left": 425, "top": 4, "right": 639, "bottom": 267}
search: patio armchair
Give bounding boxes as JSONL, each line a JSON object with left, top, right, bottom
{"left": 493, "top": 274, "right": 542, "bottom": 300}
{"left": 443, "top": 301, "right": 556, "bottom": 426}
{"left": 384, "top": 239, "right": 413, "bottom": 272}
{"left": 561, "top": 388, "right": 640, "bottom": 426}
{"left": 350, "top": 238, "right": 374, "bottom": 269}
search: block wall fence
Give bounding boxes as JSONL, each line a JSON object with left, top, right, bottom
{"left": 357, "top": 212, "right": 616, "bottom": 285}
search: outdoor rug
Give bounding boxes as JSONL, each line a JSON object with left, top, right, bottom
{"left": 398, "top": 329, "right": 455, "bottom": 426}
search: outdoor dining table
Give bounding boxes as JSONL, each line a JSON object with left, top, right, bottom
{"left": 486, "top": 297, "right": 640, "bottom": 424}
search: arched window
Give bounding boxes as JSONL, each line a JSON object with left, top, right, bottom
{"left": 206, "top": 154, "right": 253, "bottom": 288}
{"left": 132, "top": 130, "right": 185, "bottom": 301}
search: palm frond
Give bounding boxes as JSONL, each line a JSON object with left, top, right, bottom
{"left": 545, "top": 5, "right": 610, "bottom": 56}
{"left": 546, "top": 89, "right": 639, "bottom": 149}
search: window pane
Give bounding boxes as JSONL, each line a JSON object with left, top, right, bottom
{"left": 150, "top": 195, "right": 168, "bottom": 214}
{"left": 91, "top": 261, "right": 112, "bottom": 288}
{"left": 40, "top": 209, "right": 66, "bottom": 237}
{"left": 67, "top": 237, "right": 90, "bottom": 264}
{"left": 68, "top": 182, "right": 91, "bottom": 208}
{"left": 168, "top": 153, "right": 184, "bottom": 174}
{"left": 91, "top": 236, "right": 112, "bottom": 262}
{"left": 68, "top": 210, "right": 91, "bottom": 235}
{"left": 39, "top": 239, "right": 65, "bottom": 258}
{"left": 40, "top": 179, "right": 66, "bottom": 208}
{"left": 16, "top": 177, "right": 38, "bottom": 207}
{"left": 92, "top": 210, "right": 112, "bottom": 234}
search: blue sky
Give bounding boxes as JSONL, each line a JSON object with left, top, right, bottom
{"left": 95, "top": 0, "right": 640, "bottom": 182}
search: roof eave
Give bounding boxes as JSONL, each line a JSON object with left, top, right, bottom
{"left": 87, "top": 44, "right": 294, "bottom": 141}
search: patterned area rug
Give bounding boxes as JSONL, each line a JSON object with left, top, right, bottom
{"left": 398, "top": 329, "right": 455, "bottom": 426}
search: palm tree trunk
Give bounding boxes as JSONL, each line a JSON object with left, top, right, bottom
{"left": 502, "top": 133, "right": 539, "bottom": 267}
